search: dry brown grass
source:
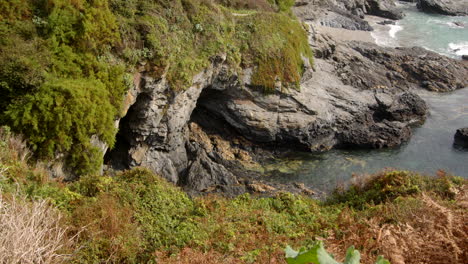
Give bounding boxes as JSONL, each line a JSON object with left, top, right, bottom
{"left": 0, "top": 195, "right": 75, "bottom": 264}
{"left": 326, "top": 185, "right": 468, "bottom": 264}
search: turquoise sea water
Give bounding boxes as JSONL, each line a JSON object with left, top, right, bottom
{"left": 268, "top": 4, "right": 468, "bottom": 191}
{"left": 372, "top": 2, "right": 468, "bottom": 58}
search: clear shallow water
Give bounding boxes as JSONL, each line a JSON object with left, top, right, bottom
{"left": 266, "top": 89, "right": 468, "bottom": 192}
{"left": 268, "top": 5, "right": 468, "bottom": 191}
{"left": 371, "top": 2, "right": 468, "bottom": 59}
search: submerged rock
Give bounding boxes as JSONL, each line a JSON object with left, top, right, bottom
{"left": 377, "top": 20, "right": 396, "bottom": 25}
{"left": 454, "top": 128, "right": 468, "bottom": 148}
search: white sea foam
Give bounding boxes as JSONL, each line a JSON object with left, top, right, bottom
{"left": 448, "top": 42, "right": 468, "bottom": 56}
{"left": 446, "top": 22, "right": 465, "bottom": 29}
{"left": 389, "top": 25, "right": 403, "bottom": 38}
{"left": 371, "top": 29, "right": 397, "bottom": 47}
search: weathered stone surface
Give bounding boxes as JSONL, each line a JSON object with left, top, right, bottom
{"left": 185, "top": 140, "right": 238, "bottom": 192}
{"left": 417, "top": 0, "right": 468, "bottom": 16}
{"left": 111, "top": 56, "right": 234, "bottom": 185}
{"left": 454, "top": 128, "right": 468, "bottom": 148}
{"left": 195, "top": 53, "right": 429, "bottom": 153}
{"left": 293, "top": 0, "right": 403, "bottom": 31}
{"left": 366, "top": 0, "right": 404, "bottom": 19}
{"left": 317, "top": 10, "right": 373, "bottom": 31}
{"left": 336, "top": 41, "right": 468, "bottom": 92}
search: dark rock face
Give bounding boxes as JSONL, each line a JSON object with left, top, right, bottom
{"left": 454, "top": 128, "right": 468, "bottom": 148}
{"left": 417, "top": 0, "right": 468, "bottom": 16}
{"left": 366, "top": 0, "right": 405, "bottom": 19}
{"left": 317, "top": 9, "right": 374, "bottom": 31}
{"left": 196, "top": 78, "right": 427, "bottom": 151}
{"left": 294, "top": 0, "right": 404, "bottom": 31}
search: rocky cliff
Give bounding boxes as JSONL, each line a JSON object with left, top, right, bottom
{"left": 105, "top": 7, "right": 467, "bottom": 195}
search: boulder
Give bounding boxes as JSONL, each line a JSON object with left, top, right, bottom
{"left": 417, "top": 0, "right": 468, "bottom": 16}
{"left": 454, "top": 128, "right": 468, "bottom": 148}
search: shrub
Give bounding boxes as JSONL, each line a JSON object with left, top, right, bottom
{"left": 5, "top": 78, "right": 116, "bottom": 175}
{"left": 214, "top": 0, "right": 274, "bottom": 11}
{"left": 68, "top": 169, "right": 208, "bottom": 262}
{"left": 268, "top": 0, "right": 295, "bottom": 12}
{"left": 327, "top": 170, "right": 465, "bottom": 210}
{"left": 0, "top": 36, "right": 50, "bottom": 117}
{"left": 0, "top": 0, "right": 32, "bottom": 21}
{"left": 116, "top": 168, "right": 207, "bottom": 251}
{"left": 71, "top": 193, "right": 143, "bottom": 264}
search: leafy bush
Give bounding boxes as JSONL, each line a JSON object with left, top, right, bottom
{"left": 329, "top": 171, "right": 424, "bottom": 209}
{"left": 68, "top": 169, "right": 207, "bottom": 262}
{"left": 5, "top": 78, "right": 116, "bottom": 175}
{"left": 116, "top": 168, "right": 207, "bottom": 251}
{"left": 268, "top": 0, "right": 295, "bottom": 12}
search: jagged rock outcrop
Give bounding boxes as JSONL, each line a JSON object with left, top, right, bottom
{"left": 195, "top": 63, "right": 427, "bottom": 151}
{"left": 315, "top": 8, "right": 374, "bottom": 31}
{"left": 107, "top": 51, "right": 431, "bottom": 193}
{"left": 293, "top": 0, "right": 403, "bottom": 31}
{"left": 417, "top": 0, "right": 468, "bottom": 16}
{"left": 454, "top": 128, "right": 468, "bottom": 148}
{"left": 109, "top": 56, "right": 235, "bottom": 185}
{"left": 334, "top": 41, "right": 468, "bottom": 92}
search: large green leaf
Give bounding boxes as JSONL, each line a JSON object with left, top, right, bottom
{"left": 285, "top": 242, "right": 390, "bottom": 264}
{"left": 344, "top": 246, "right": 360, "bottom": 264}
{"left": 375, "top": 256, "right": 391, "bottom": 264}
{"left": 285, "top": 241, "right": 340, "bottom": 264}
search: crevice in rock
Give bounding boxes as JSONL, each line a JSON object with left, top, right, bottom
{"left": 190, "top": 88, "right": 239, "bottom": 138}
{"left": 372, "top": 107, "right": 394, "bottom": 123}
{"left": 104, "top": 92, "right": 151, "bottom": 170}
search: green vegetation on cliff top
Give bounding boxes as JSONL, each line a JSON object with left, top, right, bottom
{"left": 0, "top": 0, "right": 312, "bottom": 175}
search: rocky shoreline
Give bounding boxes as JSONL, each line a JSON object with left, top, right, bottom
{"left": 105, "top": 0, "right": 468, "bottom": 196}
